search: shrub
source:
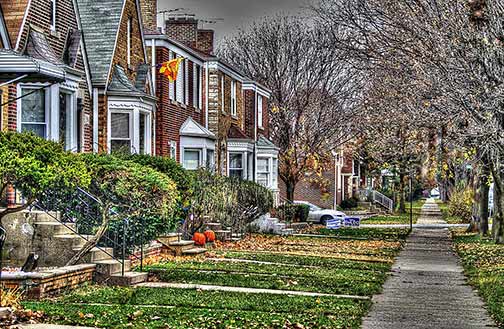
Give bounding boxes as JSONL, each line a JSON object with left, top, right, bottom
{"left": 448, "top": 188, "right": 473, "bottom": 222}
{"left": 0, "top": 132, "right": 90, "bottom": 221}
{"left": 340, "top": 197, "right": 359, "bottom": 210}
{"left": 296, "top": 204, "right": 310, "bottom": 222}
{"left": 275, "top": 203, "right": 310, "bottom": 222}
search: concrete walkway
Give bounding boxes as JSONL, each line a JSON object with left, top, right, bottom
{"left": 361, "top": 199, "right": 497, "bottom": 329}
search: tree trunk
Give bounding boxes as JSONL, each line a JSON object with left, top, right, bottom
{"left": 285, "top": 180, "right": 296, "bottom": 202}
{"left": 480, "top": 161, "right": 490, "bottom": 236}
{"left": 491, "top": 165, "right": 504, "bottom": 243}
{"left": 66, "top": 206, "right": 111, "bottom": 266}
{"left": 398, "top": 172, "right": 406, "bottom": 213}
{"left": 468, "top": 170, "right": 480, "bottom": 233}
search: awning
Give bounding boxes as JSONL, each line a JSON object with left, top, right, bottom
{"left": 0, "top": 49, "right": 66, "bottom": 83}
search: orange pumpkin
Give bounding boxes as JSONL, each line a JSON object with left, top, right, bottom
{"left": 193, "top": 232, "right": 206, "bottom": 246}
{"left": 204, "top": 230, "right": 216, "bottom": 242}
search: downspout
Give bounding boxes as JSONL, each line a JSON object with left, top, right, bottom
{"left": 93, "top": 88, "right": 99, "bottom": 153}
{"left": 151, "top": 38, "right": 157, "bottom": 155}
{"left": 253, "top": 89, "right": 257, "bottom": 183}
{"left": 334, "top": 154, "right": 338, "bottom": 210}
{"left": 205, "top": 62, "right": 209, "bottom": 129}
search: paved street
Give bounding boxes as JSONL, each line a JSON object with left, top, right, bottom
{"left": 361, "top": 199, "right": 497, "bottom": 329}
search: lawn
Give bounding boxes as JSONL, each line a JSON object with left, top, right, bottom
{"left": 23, "top": 228, "right": 407, "bottom": 328}
{"left": 356, "top": 199, "right": 425, "bottom": 225}
{"left": 452, "top": 229, "right": 504, "bottom": 327}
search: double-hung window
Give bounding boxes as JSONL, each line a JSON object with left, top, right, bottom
{"left": 49, "top": 0, "right": 57, "bottom": 31}
{"left": 139, "top": 112, "right": 147, "bottom": 154}
{"left": 21, "top": 88, "right": 47, "bottom": 138}
{"left": 110, "top": 112, "right": 131, "bottom": 153}
{"left": 257, "top": 95, "right": 263, "bottom": 128}
{"left": 229, "top": 153, "right": 244, "bottom": 178}
{"left": 176, "top": 57, "right": 184, "bottom": 103}
{"left": 231, "top": 80, "right": 237, "bottom": 116}
{"left": 184, "top": 149, "right": 201, "bottom": 170}
{"left": 206, "top": 149, "right": 215, "bottom": 171}
{"left": 257, "top": 158, "right": 270, "bottom": 187}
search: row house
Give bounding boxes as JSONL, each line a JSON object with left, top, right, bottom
{"left": 143, "top": 13, "right": 279, "bottom": 193}
{"left": 0, "top": 0, "right": 154, "bottom": 155}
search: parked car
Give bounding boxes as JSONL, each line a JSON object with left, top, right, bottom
{"left": 294, "top": 201, "right": 346, "bottom": 224}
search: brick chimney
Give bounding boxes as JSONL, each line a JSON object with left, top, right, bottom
{"left": 165, "top": 17, "right": 215, "bottom": 55}
{"left": 197, "top": 29, "right": 214, "bottom": 55}
{"left": 165, "top": 17, "right": 198, "bottom": 49}
{"left": 139, "top": 0, "right": 157, "bottom": 32}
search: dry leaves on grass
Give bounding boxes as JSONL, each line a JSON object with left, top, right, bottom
{"left": 214, "top": 235, "right": 401, "bottom": 257}
{"left": 456, "top": 243, "right": 504, "bottom": 270}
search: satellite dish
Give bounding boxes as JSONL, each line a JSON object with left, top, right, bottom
{"left": 21, "top": 223, "right": 34, "bottom": 236}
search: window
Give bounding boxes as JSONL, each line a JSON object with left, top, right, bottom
{"left": 257, "top": 158, "right": 270, "bottom": 187}
{"left": 77, "top": 98, "right": 83, "bottom": 152}
{"left": 221, "top": 76, "right": 225, "bottom": 113}
{"left": 184, "top": 149, "right": 201, "bottom": 170}
{"left": 193, "top": 65, "right": 201, "bottom": 109}
{"left": 169, "top": 52, "right": 175, "bottom": 100}
{"left": 127, "top": 17, "right": 132, "bottom": 66}
{"left": 272, "top": 158, "right": 278, "bottom": 187}
{"left": 184, "top": 60, "right": 189, "bottom": 105}
{"left": 50, "top": 0, "right": 56, "bottom": 31}
{"left": 110, "top": 112, "right": 131, "bottom": 153}
{"left": 206, "top": 149, "right": 215, "bottom": 171}
{"left": 257, "top": 95, "right": 263, "bottom": 128}
{"left": 170, "top": 141, "right": 177, "bottom": 160}
{"left": 176, "top": 57, "right": 184, "bottom": 103}
{"left": 59, "top": 92, "right": 71, "bottom": 150}
{"left": 231, "top": 80, "right": 237, "bottom": 116}
{"left": 21, "top": 88, "right": 46, "bottom": 138}
{"left": 139, "top": 113, "right": 147, "bottom": 154}
{"left": 229, "top": 153, "right": 244, "bottom": 178}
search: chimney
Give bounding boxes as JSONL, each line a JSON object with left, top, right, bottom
{"left": 197, "top": 29, "right": 214, "bottom": 55}
{"left": 165, "top": 17, "right": 198, "bottom": 49}
{"left": 139, "top": 0, "right": 157, "bottom": 32}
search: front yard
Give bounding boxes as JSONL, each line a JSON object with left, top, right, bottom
{"left": 359, "top": 199, "right": 425, "bottom": 225}
{"left": 22, "top": 229, "right": 407, "bottom": 328}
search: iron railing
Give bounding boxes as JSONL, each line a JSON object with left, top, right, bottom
{"left": 359, "top": 188, "right": 394, "bottom": 213}
{"left": 32, "top": 187, "right": 144, "bottom": 276}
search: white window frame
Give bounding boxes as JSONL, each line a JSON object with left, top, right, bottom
{"left": 107, "top": 106, "right": 152, "bottom": 155}
{"left": 50, "top": 0, "right": 57, "bottom": 31}
{"left": 184, "top": 60, "right": 189, "bottom": 105}
{"left": 138, "top": 111, "right": 151, "bottom": 155}
{"left": 109, "top": 111, "right": 133, "bottom": 153}
{"left": 58, "top": 88, "right": 78, "bottom": 151}
{"left": 182, "top": 148, "right": 202, "bottom": 170}
{"left": 176, "top": 56, "right": 184, "bottom": 103}
{"left": 18, "top": 85, "right": 50, "bottom": 139}
{"left": 127, "top": 17, "right": 132, "bottom": 66}
{"left": 221, "top": 75, "right": 225, "bottom": 113}
{"left": 257, "top": 94, "right": 263, "bottom": 128}
{"left": 257, "top": 157, "right": 271, "bottom": 187}
{"left": 231, "top": 80, "right": 237, "bottom": 117}
{"left": 169, "top": 51, "right": 175, "bottom": 100}
{"left": 229, "top": 152, "right": 246, "bottom": 179}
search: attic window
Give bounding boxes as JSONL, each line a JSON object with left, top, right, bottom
{"left": 49, "top": 0, "right": 57, "bottom": 31}
{"left": 127, "top": 17, "right": 132, "bottom": 66}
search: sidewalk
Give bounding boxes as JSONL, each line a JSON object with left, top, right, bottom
{"left": 361, "top": 199, "right": 497, "bottom": 329}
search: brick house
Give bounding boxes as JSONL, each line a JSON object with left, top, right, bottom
{"left": 0, "top": 0, "right": 92, "bottom": 152}
{"left": 142, "top": 10, "right": 279, "bottom": 194}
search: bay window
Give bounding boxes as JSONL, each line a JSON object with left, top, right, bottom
{"left": 229, "top": 153, "right": 244, "bottom": 178}
{"left": 21, "top": 88, "right": 47, "bottom": 138}
{"left": 257, "top": 158, "right": 270, "bottom": 187}
{"left": 110, "top": 112, "right": 131, "bottom": 153}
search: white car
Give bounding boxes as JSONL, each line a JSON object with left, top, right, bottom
{"left": 294, "top": 201, "right": 346, "bottom": 224}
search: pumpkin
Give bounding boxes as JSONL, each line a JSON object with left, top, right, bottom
{"left": 204, "top": 230, "right": 216, "bottom": 242}
{"left": 193, "top": 232, "right": 206, "bottom": 246}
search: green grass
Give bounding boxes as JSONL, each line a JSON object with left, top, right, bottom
{"left": 23, "top": 286, "right": 371, "bottom": 328}
{"left": 436, "top": 200, "right": 468, "bottom": 224}
{"left": 145, "top": 260, "right": 386, "bottom": 296}
{"left": 452, "top": 231, "right": 504, "bottom": 327}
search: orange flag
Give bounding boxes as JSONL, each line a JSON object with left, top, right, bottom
{"left": 159, "top": 58, "right": 184, "bottom": 82}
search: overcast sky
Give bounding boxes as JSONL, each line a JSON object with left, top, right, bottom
{"left": 157, "top": 0, "right": 311, "bottom": 43}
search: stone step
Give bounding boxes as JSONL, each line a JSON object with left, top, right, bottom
{"left": 281, "top": 228, "right": 295, "bottom": 235}
{"left": 108, "top": 271, "right": 148, "bottom": 286}
{"left": 182, "top": 247, "right": 207, "bottom": 256}
{"left": 94, "top": 259, "right": 131, "bottom": 276}
{"left": 269, "top": 218, "right": 279, "bottom": 224}
{"left": 166, "top": 240, "right": 196, "bottom": 256}
{"left": 205, "top": 222, "right": 222, "bottom": 231}
{"left": 157, "top": 233, "right": 182, "bottom": 245}
{"left": 28, "top": 210, "right": 61, "bottom": 223}
{"left": 35, "top": 222, "right": 77, "bottom": 235}
{"left": 73, "top": 247, "right": 114, "bottom": 262}
{"left": 274, "top": 223, "right": 286, "bottom": 230}
{"left": 215, "top": 230, "right": 232, "bottom": 242}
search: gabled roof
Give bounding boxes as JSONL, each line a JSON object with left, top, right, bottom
{"left": 0, "top": 0, "right": 29, "bottom": 48}
{"left": 108, "top": 64, "right": 154, "bottom": 100}
{"left": 75, "top": 0, "right": 124, "bottom": 85}
{"left": 228, "top": 125, "right": 250, "bottom": 140}
{"left": 0, "top": 3, "right": 11, "bottom": 49}
{"left": 24, "top": 29, "right": 63, "bottom": 65}
{"left": 180, "top": 117, "right": 216, "bottom": 139}
{"left": 257, "top": 135, "right": 279, "bottom": 150}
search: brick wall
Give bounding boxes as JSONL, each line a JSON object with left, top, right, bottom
{"left": 139, "top": 0, "right": 157, "bottom": 31}
{"left": 154, "top": 46, "right": 204, "bottom": 159}
{"left": 0, "top": 0, "right": 29, "bottom": 46}
{"left": 244, "top": 90, "right": 255, "bottom": 139}
{"left": 278, "top": 158, "right": 337, "bottom": 209}
{"left": 258, "top": 94, "right": 269, "bottom": 138}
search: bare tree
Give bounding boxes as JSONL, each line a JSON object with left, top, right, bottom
{"left": 218, "top": 15, "right": 363, "bottom": 201}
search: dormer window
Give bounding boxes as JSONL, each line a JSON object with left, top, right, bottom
{"left": 49, "top": 0, "right": 57, "bottom": 31}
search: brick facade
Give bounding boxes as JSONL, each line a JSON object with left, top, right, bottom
{"left": 139, "top": 0, "right": 157, "bottom": 32}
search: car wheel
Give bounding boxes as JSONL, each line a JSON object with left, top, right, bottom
{"left": 320, "top": 215, "right": 333, "bottom": 225}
